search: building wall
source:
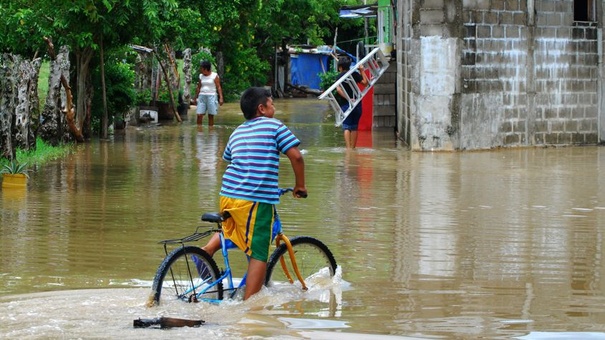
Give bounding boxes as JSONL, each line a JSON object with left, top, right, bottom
{"left": 373, "top": 62, "right": 398, "bottom": 128}
{"left": 397, "top": 0, "right": 603, "bottom": 151}
{"left": 397, "top": 0, "right": 414, "bottom": 145}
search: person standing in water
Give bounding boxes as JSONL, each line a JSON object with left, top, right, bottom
{"left": 201, "top": 87, "right": 307, "bottom": 300}
{"left": 194, "top": 61, "right": 224, "bottom": 127}
{"left": 335, "top": 56, "right": 369, "bottom": 149}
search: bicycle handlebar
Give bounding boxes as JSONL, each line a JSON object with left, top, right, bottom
{"left": 279, "top": 187, "right": 308, "bottom": 198}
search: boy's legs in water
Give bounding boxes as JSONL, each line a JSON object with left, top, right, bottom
{"left": 201, "top": 233, "right": 267, "bottom": 300}
{"left": 208, "top": 114, "right": 214, "bottom": 127}
{"left": 344, "top": 129, "right": 358, "bottom": 149}
{"left": 196, "top": 114, "right": 204, "bottom": 125}
{"left": 245, "top": 259, "right": 267, "bottom": 300}
{"left": 342, "top": 104, "right": 361, "bottom": 149}
{"left": 202, "top": 199, "right": 273, "bottom": 300}
{"left": 201, "top": 233, "right": 220, "bottom": 256}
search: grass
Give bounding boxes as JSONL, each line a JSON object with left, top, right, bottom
{"left": 1, "top": 138, "right": 75, "bottom": 170}
{"left": 38, "top": 60, "right": 50, "bottom": 107}
{"left": 17, "top": 138, "right": 74, "bottom": 164}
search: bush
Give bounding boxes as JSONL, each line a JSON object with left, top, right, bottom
{"left": 319, "top": 70, "right": 339, "bottom": 91}
{"left": 135, "top": 89, "right": 152, "bottom": 106}
{"left": 90, "top": 59, "right": 136, "bottom": 132}
{"left": 221, "top": 47, "right": 270, "bottom": 101}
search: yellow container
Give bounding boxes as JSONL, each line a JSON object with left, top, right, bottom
{"left": 2, "top": 173, "right": 28, "bottom": 188}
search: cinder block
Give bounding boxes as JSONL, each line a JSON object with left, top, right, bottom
{"left": 420, "top": 9, "right": 445, "bottom": 24}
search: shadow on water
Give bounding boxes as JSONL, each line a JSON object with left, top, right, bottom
{"left": 3, "top": 98, "right": 605, "bottom": 338}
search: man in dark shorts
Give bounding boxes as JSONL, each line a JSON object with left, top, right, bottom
{"left": 335, "top": 56, "right": 369, "bottom": 149}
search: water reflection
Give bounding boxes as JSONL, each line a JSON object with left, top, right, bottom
{"left": 2, "top": 99, "right": 605, "bottom": 338}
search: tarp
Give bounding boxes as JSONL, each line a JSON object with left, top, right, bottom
{"left": 339, "top": 4, "right": 377, "bottom": 18}
{"left": 290, "top": 53, "right": 330, "bottom": 90}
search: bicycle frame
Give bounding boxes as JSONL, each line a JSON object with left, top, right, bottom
{"left": 272, "top": 219, "right": 309, "bottom": 291}
{"left": 192, "top": 218, "right": 308, "bottom": 302}
{"left": 159, "top": 188, "right": 310, "bottom": 304}
{"left": 216, "top": 229, "right": 248, "bottom": 299}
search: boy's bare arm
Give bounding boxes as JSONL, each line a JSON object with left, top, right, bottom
{"left": 358, "top": 65, "right": 369, "bottom": 86}
{"left": 336, "top": 85, "right": 346, "bottom": 99}
{"left": 285, "top": 146, "right": 306, "bottom": 197}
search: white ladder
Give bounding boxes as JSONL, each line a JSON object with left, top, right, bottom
{"left": 318, "top": 47, "right": 390, "bottom": 127}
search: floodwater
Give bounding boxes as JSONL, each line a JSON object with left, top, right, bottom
{"left": 2, "top": 99, "right": 605, "bottom": 339}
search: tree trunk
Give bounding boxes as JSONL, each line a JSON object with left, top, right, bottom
{"left": 164, "top": 44, "right": 180, "bottom": 90}
{"left": 134, "top": 49, "right": 153, "bottom": 93}
{"left": 154, "top": 45, "right": 181, "bottom": 122}
{"left": 99, "top": 38, "right": 108, "bottom": 139}
{"left": 216, "top": 51, "right": 224, "bottom": 79}
{"left": 0, "top": 54, "right": 41, "bottom": 159}
{"left": 0, "top": 54, "right": 17, "bottom": 159}
{"left": 182, "top": 48, "right": 192, "bottom": 104}
{"left": 14, "top": 56, "right": 41, "bottom": 151}
{"left": 25, "top": 58, "right": 41, "bottom": 150}
{"left": 60, "top": 74, "right": 83, "bottom": 142}
{"left": 39, "top": 42, "right": 71, "bottom": 145}
{"left": 164, "top": 44, "right": 181, "bottom": 122}
{"left": 75, "top": 47, "right": 93, "bottom": 138}
{"left": 84, "top": 77, "right": 93, "bottom": 139}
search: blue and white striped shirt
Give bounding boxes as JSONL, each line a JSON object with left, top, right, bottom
{"left": 220, "top": 117, "right": 300, "bottom": 204}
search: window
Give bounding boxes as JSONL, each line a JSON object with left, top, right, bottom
{"left": 574, "top": 0, "right": 596, "bottom": 22}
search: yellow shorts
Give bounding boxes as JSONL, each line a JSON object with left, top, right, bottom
{"left": 220, "top": 196, "right": 275, "bottom": 262}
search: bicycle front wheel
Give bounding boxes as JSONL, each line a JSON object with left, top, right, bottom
{"left": 150, "top": 246, "right": 223, "bottom": 305}
{"left": 265, "top": 236, "right": 337, "bottom": 288}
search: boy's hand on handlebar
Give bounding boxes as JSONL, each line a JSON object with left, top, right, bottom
{"left": 293, "top": 186, "right": 307, "bottom": 198}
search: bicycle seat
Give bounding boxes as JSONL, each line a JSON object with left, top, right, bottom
{"left": 201, "top": 213, "right": 221, "bottom": 223}
{"left": 201, "top": 211, "right": 231, "bottom": 223}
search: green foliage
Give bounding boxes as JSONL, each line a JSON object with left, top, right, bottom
{"left": 0, "top": 4, "right": 48, "bottom": 55}
{"left": 15, "top": 138, "right": 74, "bottom": 165}
{"left": 0, "top": 138, "right": 74, "bottom": 175}
{"left": 222, "top": 47, "right": 270, "bottom": 100}
{"left": 38, "top": 60, "right": 50, "bottom": 110}
{"left": 136, "top": 88, "right": 152, "bottom": 106}
{"left": 3, "top": 0, "right": 365, "bottom": 138}
{"left": 157, "top": 87, "right": 173, "bottom": 102}
{"left": 319, "top": 70, "right": 339, "bottom": 91}
{"left": 90, "top": 56, "right": 136, "bottom": 132}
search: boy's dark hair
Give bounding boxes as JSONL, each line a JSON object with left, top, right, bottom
{"left": 240, "top": 87, "right": 272, "bottom": 120}
{"left": 337, "top": 56, "right": 352, "bottom": 71}
{"left": 200, "top": 60, "right": 212, "bottom": 71}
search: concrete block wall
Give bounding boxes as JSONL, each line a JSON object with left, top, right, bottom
{"left": 460, "top": 0, "right": 530, "bottom": 149}
{"left": 397, "top": 0, "right": 414, "bottom": 146}
{"left": 373, "top": 63, "right": 397, "bottom": 128}
{"left": 532, "top": 3, "right": 599, "bottom": 145}
{"left": 397, "top": 0, "right": 603, "bottom": 151}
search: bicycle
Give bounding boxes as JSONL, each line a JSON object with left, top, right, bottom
{"left": 148, "top": 188, "right": 337, "bottom": 306}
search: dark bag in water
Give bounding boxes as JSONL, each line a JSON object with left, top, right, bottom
{"left": 133, "top": 317, "right": 204, "bottom": 329}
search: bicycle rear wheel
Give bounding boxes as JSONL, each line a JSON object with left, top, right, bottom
{"left": 265, "top": 236, "right": 337, "bottom": 288}
{"left": 151, "top": 246, "right": 223, "bottom": 305}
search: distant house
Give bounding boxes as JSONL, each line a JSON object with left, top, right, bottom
{"left": 290, "top": 47, "right": 332, "bottom": 91}
{"left": 274, "top": 45, "right": 361, "bottom": 96}
{"left": 396, "top": 0, "right": 604, "bottom": 151}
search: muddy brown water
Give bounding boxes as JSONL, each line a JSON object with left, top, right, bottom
{"left": 2, "top": 99, "right": 605, "bottom": 339}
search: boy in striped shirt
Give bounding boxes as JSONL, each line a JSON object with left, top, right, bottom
{"left": 202, "top": 87, "right": 307, "bottom": 300}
